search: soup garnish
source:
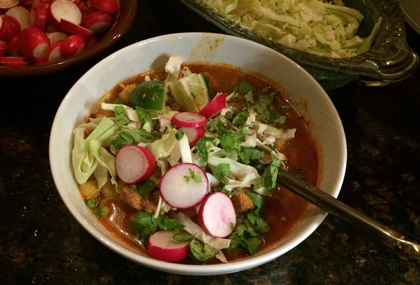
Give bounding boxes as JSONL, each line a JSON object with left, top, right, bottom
{"left": 71, "top": 55, "right": 318, "bottom": 264}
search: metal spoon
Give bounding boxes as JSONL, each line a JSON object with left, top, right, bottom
{"left": 276, "top": 169, "right": 420, "bottom": 260}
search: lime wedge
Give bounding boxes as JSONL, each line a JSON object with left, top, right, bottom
{"left": 129, "top": 80, "right": 166, "bottom": 111}
{"left": 169, "top": 73, "right": 209, "bottom": 112}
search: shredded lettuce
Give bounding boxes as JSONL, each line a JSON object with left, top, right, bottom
{"left": 200, "top": 0, "right": 382, "bottom": 58}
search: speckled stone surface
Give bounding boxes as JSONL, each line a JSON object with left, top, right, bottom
{"left": 1, "top": 1, "right": 419, "bottom": 284}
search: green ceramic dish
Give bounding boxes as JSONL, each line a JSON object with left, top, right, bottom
{"left": 173, "top": 0, "right": 419, "bottom": 90}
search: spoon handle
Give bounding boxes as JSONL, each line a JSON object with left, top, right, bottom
{"left": 277, "top": 169, "right": 420, "bottom": 259}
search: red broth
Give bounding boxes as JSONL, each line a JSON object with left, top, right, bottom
{"left": 80, "top": 63, "right": 318, "bottom": 264}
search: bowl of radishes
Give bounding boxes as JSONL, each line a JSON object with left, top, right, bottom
{"left": 50, "top": 32, "right": 347, "bottom": 275}
{"left": 0, "top": 0, "right": 137, "bottom": 77}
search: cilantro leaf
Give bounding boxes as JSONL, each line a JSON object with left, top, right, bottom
{"left": 114, "top": 105, "right": 130, "bottom": 127}
{"left": 233, "top": 81, "right": 255, "bottom": 93}
{"left": 212, "top": 163, "right": 230, "bottom": 183}
{"left": 136, "top": 179, "right": 155, "bottom": 196}
{"left": 189, "top": 239, "right": 219, "bottom": 263}
{"left": 129, "top": 211, "right": 185, "bottom": 240}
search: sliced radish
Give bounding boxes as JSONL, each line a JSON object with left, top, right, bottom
{"left": 85, "top": 34, "right": 99, "bottom": 49}
{"left": 6, "top": 35, "right": 20, "bottom": 56}
{"left": 46, "top": 31, "right": 68, "bottom": 45}
{"left": 199, "top": 93, "right": 227, "bottom": 118}
{"left": 0, "top": 0, "right": 19, "bottom": 9}
{"left": 90, "top": 0, "right": 118, "bottom": 14}
{"left": 0, "top": 40, "right": 6, "bottom": 56}
{"left": 148, "top": 230, "right": 190, "bottom": 262}
{"left": 6, "top": 6, "right": 30, "bottom": 30}
{"left": 159, "top": 163, "right": 209, "bottom": 209}
{"left": 115, "top": 145, "right": 156, "bottom": 185}
{"left": 0, "top": 15, "right": 21, "bottom": 43}
{"left": 82, "top": 10, "right": 113, "bottom": 33}
{"left": 49, "top": 0, "right": 83, "bottom": 31}
{"left": 179, "top": 126, "right": 205, "bottom": 147}
{"left": 0, "top": 56, "right": 28, "bottom": 66}
{"left": 198, "top": 192, "right": 236, "bottom": 238}
{"left": 46, "top": 39, "right": 63, "bottom": 62}
{"left": 18, "top": 27, "right": 50, "bottom": 58}
{"left": 171, "top": 112, "right": 207, "bottom": 128}
{"left": 28, "top": 0, "right": 48, "bottom": 30}
{"left": 60, "top": 19, "right": 94, "bottom": 38}
{"left": 60, "top": 34, "right": 85, "bottom": 57}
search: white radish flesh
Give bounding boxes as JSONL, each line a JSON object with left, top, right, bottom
{"left": 198, "top": 192, "right": 236, "bottom": 238}
{"left": 171, "top": 112, "right": 207, "bottom": 128}
{"left": 160, "top": 163, "right": 209, "bottom": 209}
{"left": 6, "top": 6, "right": 30, "bottom": 30}
{"left": 148, "top": 230, "right": 190, "bottom": 262}
{"left": 82, "top": 10, "right": 113, "bottom": 33}
{"left": 179, "top": 126, "right": 205, "bottom": 147}
{"left": 49, "top": 0, "right": 82, "bottom": 30}
{"left": 115, "top": 145, "right": 156, "bottom": 185}
{"left": 199, "top": 93, "right": 227, "bottom": 118}
{"left": 0, "top": 0, "right": 19, "bottom": 9}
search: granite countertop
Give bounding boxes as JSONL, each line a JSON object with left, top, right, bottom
{"left": 1, "top": 1, "right": 420, "bottom": 284}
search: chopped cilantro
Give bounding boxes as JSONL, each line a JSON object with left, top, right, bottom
{"left": 189, "top": 239, "right": 219, "bottom": 263}
{"left": 259, "top": 157, "right": 281, "bottom": 191}
{"left": 170, "top": 232, "right": 194, "bottom": 243}
{"left": 135, "top": 106, "right": 153, "bottom": 128}
{"left": 233, "top": 81, "right": 255, "bottom": 93}
{"left": 175, "top": 130, "right": 184, "bottom": 140}
{"left": 236, "top": 147, "right": 264, "bottom": 165}
{"left": 110, "top": 128, "right": 161, "bottom": 150}
{"left": 184, "top": 168, "right": 203, "bottom": 183}
{"left": 195, "top": 136, "right": 215, "bottom": 164}
{"left": 232, "top": 111, "right": 249, "bottom": 126}
{"left": 114, "top": 105, "right": 130, "bottom": 127}
{"left": 219, "top": 129, "right": 244, "bottom": 153}
{"left": 229, "top": 210, "right": 270, "bottom": 254}
{"left": 212, "top": 163, "right": 230, "bottom": 183}
{"left": 136, "top": 179, "right": 155, "bottom": 196}
{"left": 129, "top": 211, "right": 185, "bottom": 240}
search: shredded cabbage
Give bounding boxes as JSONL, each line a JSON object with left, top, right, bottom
{"left": 200, "top": 0, "right": 382, "bottom": 58}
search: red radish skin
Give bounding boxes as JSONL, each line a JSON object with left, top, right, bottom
{"left": 60, "top": 19, "right": 93, "bottom": 38}
{"left": 199, "top": 93, "right": 227, "bottom": 118}
{"left": 159, "top": 163, "right": 209, "bottom": 209}
{"left": 0, "top": 15, "right": 21, "bottom": 43}
{"left": 60, "top": 34, "right": 85, "bottom": 58}
{"left": 198, "top": 192, "right": 236, "bottom": 238}
{"left": 115, "top": 145, "right": 156, "bottom": 185}
{"left": 0, "top": 40, "right": 6, "bottom": 56}
{"left": 6, "top": 6, "right": 30, "bottom": 30}
{"left": 6, "top": 35, "right": 20, "bottom": 55}
{"left": 171, "top": 112, "right": 207, "bottom": 128}
{"left": 82, "top": 10, "right": 113, "bottom": 33}
{"left": 179, "top": 126, "right": 205, "bottom": 147}
{"left": 148, "top": 231, "right": 190, "bottom": 262}
{"left": 19, "top": 27, "right": 50, "bottom": 58}
{"left": 0, "top": 56, "right": 28, "bottom": 66}
{"left": 29, "top": 1, "right": 48, "bottom": 30}
{"left": 90, "top": 0, "right": 118, "bottom": 14}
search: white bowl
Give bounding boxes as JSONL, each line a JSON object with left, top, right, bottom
{"left": 49, "top": 32, "right": 347, "bottom": 276}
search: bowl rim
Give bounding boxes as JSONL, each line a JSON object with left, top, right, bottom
{"left": 49, "top": 32, "right": 347, "bottom": 275}
{"left": 0, "top": 0, "right": 138, "bottom": 77}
